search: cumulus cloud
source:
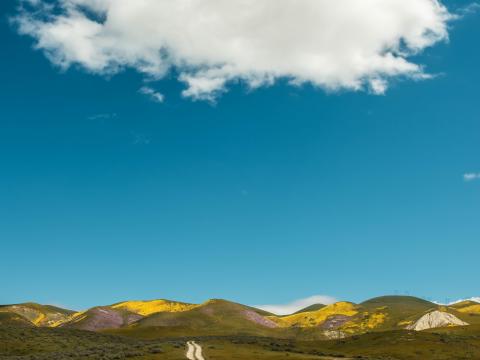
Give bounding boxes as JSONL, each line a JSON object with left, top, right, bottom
{"left": 139, "top": 86, "right": 164, "bottom": 103}
{"left": 255, "top": 295, "right": 337, "bottom": 315}
{"left": 464, "top": 173, "right": 480, "bottom": 182}
{"left": 14, "top": 0, "right": 454, "bottom": 100}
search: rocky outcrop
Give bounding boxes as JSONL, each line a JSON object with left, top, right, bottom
{"left": 321, "top": 315, "right": 352, "bottom": 330}
{"left": 407, "top": 311, "right": 468, "bottom": 331}
{"left": 323, "top": 330, "right": 347, "bottom": 339}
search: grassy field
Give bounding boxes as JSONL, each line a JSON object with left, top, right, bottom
{"left": 182, "top": 330, "right": 480, "bottom": 360}
{"left": 0, "top": 327, "right": 352, "bottom": 360}
{"left": 3, "top": 325, "right": 480, "bottom": 359}
{"left": 0, "top": 326, "right": 183, "bottom": 360}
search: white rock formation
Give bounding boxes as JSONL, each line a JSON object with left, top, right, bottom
{"left": 407, "top": 311, "right": 469, "bottom": 331}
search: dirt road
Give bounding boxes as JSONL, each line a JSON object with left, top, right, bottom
{"left": 186, "top": 341, "right": 205, "bottom": 360}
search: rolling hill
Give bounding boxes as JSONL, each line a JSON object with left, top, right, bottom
{"left": 59, "top": 306, "right": 143, "bottom": 331}
{"left": 2, "top": 296, "right": 479, "bottom": 339}
{"left": 450, "top": 300, "right": 480, "bottom": 313}
{"left": 0, "top": 303, "right": 75, "bottom": 327}
{"left": 128, "top": 299, "right": 279, "bottom": 337}
{"left": 269, "top": 301, "right": 359, "bottom": 329}
{"left": 3, "top": 296, "right": 480, "bottom": 359}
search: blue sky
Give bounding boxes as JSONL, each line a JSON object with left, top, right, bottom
{"left": 1, "top": 0, "right": 479, "bottom": 310}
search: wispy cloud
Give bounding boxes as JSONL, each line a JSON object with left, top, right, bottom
{"left": 13, "top": 0, "right": 454, "bottom": 101}
{"left": 139, "top": 86, "right": 164, "bottom": 103}
{"left": 464, "top": 173, "right": 480, "bottom": 182}
{"left": 87, "top": 113, "right": 117, "bottom": 121}
{"left": 132, "top": 133, "right": 151, "bottom": 145}
{"left": 254, "top": 295, "right": 337, "bottom": 316}
{"left": 457, "top": 2, "right": 480, "bottom": 16}
{"left": 452, "top": 297, "right": 480, "bottom": 304}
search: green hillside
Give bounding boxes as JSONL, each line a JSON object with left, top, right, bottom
{"left": 129, "top": 299, "right": 280, "bottom": 337}
{"left": 0, "top": 326, "right": 181, "bottom": 360}
{"left": 360, "top": 295, "right": 435, "bottom": 311}
{"left": 195, "top": 331, "right": 480, "bottom": 360}
{"left": 0, "top": 312, "right": 34, "bottom": 327}
{"left": 424, "top": 323, "right": 480, "bottom": 335}
{"left": 292, "top": 304, "right": 327, "bottom": 315}
{"left": 358, "top": 295, "right": 437, "bottom": 330}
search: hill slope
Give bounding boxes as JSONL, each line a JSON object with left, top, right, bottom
{"left": 0, "top": 303, "right": 75, "bottom": 327}
{"left": 269, "top": 302, "right": 358, "bottom": 329}
{"left": 60, "top": 307, "right": 143, "bottom": 331}
{"left": 267, "top": 296, "right": 440, "bottom": 336}
{"left": 292, "top": 304, "right": 326, "bottom": 315}
{"left": 110, "top": 299, "right": 198, "bottom": 316}
{"left": 129, "top": 299, "right": 279, "bottom": 337}
{"left": 0, "top": 312, "right": 34, "bottom": 327}
{"left": 358, "top": 295, "right": 437, "bottom": 330}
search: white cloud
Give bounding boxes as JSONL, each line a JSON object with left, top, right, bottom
{"left": 435, "top": 297, "right": 480, "bottom": 305}
{"left": 255, "top": 295, "right": 337, "bottom": 315}
{"left": 464, "top": 173, "right": 480, "bottom": 182}
{"left": 14, "top": 0, "right": 453, "bottom": 100}
{"left": 451, "top": 297, "right": 480, "bottom": 304}
{"left": 139, "top": 86, "right": 164, "bottom": 103}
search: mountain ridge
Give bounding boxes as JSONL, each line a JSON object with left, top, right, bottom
{"left": 3, "top": 295, "right": 480, "bottom": 338}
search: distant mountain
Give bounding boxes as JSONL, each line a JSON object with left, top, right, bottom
{"left": 0, "top": 303, "right": 75, "bottom": 327}
{"left": 2, "top": 295, "right": 479, "bottom": 338}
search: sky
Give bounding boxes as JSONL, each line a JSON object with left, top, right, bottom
{"left": 0, "top": 0, "right": 479, "bottom": 311}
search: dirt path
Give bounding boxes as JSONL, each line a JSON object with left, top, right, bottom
{"left": 186, "top": 341, "right": 205, "bottom": 360}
